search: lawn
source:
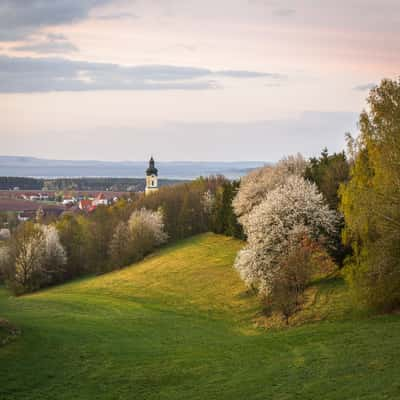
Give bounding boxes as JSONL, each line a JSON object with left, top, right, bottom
{"left": 1, "top": 233, "right": 400, "bottom": 399}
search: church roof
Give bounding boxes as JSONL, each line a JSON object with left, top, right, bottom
{"left": 146, "top": 156, "right": 158, "bottom": 176}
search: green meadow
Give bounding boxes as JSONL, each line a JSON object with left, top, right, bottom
{"left": 1, "top": 233, "right": 400, "bottom": 399}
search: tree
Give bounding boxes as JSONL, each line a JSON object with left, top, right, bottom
{"left": 56, "top": 215, "right": 88, "bottom": 279}
{"left": 305, "top": 148, "right": 349, "bottom": 209}
{"left": 269, "top": 232, "right": 334, "bottom": 324}
{"left": 40, "top": 225, "right": 67, "bottom": 285}
{"left": 108, "top": 222, "right": 134, "bottom": 267}
{"left": 340, "top": 78, "right": 400, "bottom": 311}
{"left": 0, "top": 245, "right": 10, "bottom": 283}
{"left": 304, "top": 148, "right": 350, "bottom": 264}
{"left": 128, "top": 208, "right": 168, "bottom": 259}
{"left": 5, "top": 222, "right": 66, "bottom": 294}
{"left": 88, "top": 206, "right": 115, "bottom": 272}
{"left": 233, "top": 154, "right": 307, "bottom": 224}
{"left": 211, "top": 181, "right": 243, "bottom": 239}
{"left": 234, "top": 175, "right": 337, "bottom": 296}
{"left": 8, "top": 222, "right": 46, "bottom": 293}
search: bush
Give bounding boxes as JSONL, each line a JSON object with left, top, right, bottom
{"left": 268, "top": 233, "right": 334, "bottom": 324}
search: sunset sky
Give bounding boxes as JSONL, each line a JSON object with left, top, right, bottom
{"left": 1, "top": 0, "right": 399, "bottom": 161}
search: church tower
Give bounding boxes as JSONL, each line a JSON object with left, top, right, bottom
{"left": 145, "top": 156, "right": 159, "bottom": 195}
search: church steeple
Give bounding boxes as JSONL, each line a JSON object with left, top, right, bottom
{"left": 146, "top": 156, "right": 158, "bottom": 176}
{"left": 145, "top": 156, "right": 159, "bottom": 195}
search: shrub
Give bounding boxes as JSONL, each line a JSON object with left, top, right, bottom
{"left": 268, "top": 232, "right": 334, "bottom": 324}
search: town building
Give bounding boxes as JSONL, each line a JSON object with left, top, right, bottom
{"left": 145, "top": 156, "right": 159, "bottom": 195}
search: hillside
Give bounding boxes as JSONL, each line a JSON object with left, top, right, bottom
{"left": 1, "top": 233, "right": 400, "bottom": 399}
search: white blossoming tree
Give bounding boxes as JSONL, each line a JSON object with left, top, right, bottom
{"left": 128, "top": 208, "right": 168, "bottom": 247}
{"left": 233, "top": 153, "right": 307, "bottom": 223}
{"left": 7, "top": 222, "right": 66, "bottom": 293}
{"left": 234, "top": 175, "right": 338, "bottom": 296}
{"left": 40, "top": 224, "right": 67, "bottom": 284}
{"left": 108, "top": 221, "right": 134, "bottom": 267}
{"left": 108, "top": 208, "right": 168, "bottom": 269}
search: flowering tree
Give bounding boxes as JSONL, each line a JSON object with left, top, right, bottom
{"left": 108, "top": 208, "right": 168, "bottom": 269}
{"left": 128, "top": 208, "right": 168, "bottom": 246}
{"left": 108, "top": 221, "right": 134, "bottom": 267}
{"left": 6, "top": 222, "right": 66, "bottom": 293}
{"left": 40, "top": 225, "right": 67, "bottom": 284}
{"left": 234, "top": 175, "right": 338, "bottom": 296}
{"left": 233, "top": 153, "right": 307, "bottom": 222}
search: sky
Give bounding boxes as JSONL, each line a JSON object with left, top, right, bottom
{"left": 0, "top": 0, "right": 399, "bottom": 161}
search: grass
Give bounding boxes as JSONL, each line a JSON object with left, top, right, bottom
{"left": 1, "top": 233, "right": 400, "bottom": 399}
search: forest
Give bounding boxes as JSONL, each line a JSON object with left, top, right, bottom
{"left": 0, "top": 177, "right": 182, "bottom": 191}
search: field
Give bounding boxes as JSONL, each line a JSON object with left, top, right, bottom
{"left": 1, "top": 233, "right": 400, "bottom": 399}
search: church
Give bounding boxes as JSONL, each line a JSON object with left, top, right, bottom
{"left": 145, "top": 156, "right": 159, "bottom": 195}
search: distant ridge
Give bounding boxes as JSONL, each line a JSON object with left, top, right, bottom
{"left": 0, "top": 156, "right": 267, "bottom": 180}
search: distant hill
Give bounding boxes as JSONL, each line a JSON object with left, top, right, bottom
{"left": 0, "top": 156, "right": 267, "bottom": 180}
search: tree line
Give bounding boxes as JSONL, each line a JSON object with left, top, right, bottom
{"left": 0, "top": 177, "right": 182, "bottom": 191}
{"left": 0, "top": 176, "right": 242, "bottom": 294}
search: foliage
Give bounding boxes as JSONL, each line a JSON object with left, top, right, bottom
{"left": 0, "top": 177, "right": 43, "bottom": 190}
{"left": 108, "top": 208, "right": 168, "bottom": 269}
{"left": 304, "top": 148, "right": 351, "bottom": 264}
{"left": 340, "top": 78, "right": 400, "bottom": 311}
{"left": 0, "top": 212, "right": 19, "bottom": 232}
{"left": 0, "top": 244, "right": 10, "bottom": 283}
{"left": 234, "top": 174, "right": 338, "bottom": 297}
{"left": 130, "top": 176, "right": 241, "bottom": 240}
{"left": 3, "top": 222, "right": 66, "bottom": 294}
{"left": 108, "top": 221, "right": 134, "bottom": 268}
{"left": 126, "top": 208, "right": 168, "bottom": 261}
{"left": 305, "top": 147, "right": 350, "bottom": 209}
{"left": 0, "top": 176, "right": 182, "bottom": 191}
{"left": 211, "top": 180, "right": 244, "bottom": 239}
{"left": 56, "top": 214, "right": 89, "bottom": 279}
{"left": 233, "top": 154, "right": 306, "bottom": 224}
{"left": 268, "top": 233, "right": 335, "bottom": 324}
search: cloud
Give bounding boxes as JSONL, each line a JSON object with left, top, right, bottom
{"left": 46, "top": 33, "right": 69, "bottom": 41}
{"left": 12, "top": 39, "right": 79, "bottom": 54}
{"left": 0, "top": 55, "right": 281, "bottom": 93}
{"left": 353, "top": 83, "right": 376, "bottom": 91}
{"left": 95, "top": 13, "right": 139, "bottom": 20}
{"left": 272, "top": 8, "right": 296, "bottom": 17}
{"left": 0, "top": 0, "right": 111, "bottom": 41}
{"left": 215, "top": 70, "right": 286, "bottom": 79}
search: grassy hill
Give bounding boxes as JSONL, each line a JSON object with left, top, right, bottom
{"left": 1, "top": 233, "right": 400, "bottom": 399}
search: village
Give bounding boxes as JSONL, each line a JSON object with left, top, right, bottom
{"left": 0, "top": 158, "right": 160, "bottom": 239}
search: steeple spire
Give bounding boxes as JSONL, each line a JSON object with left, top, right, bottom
{"left": 146, "top": 156, "right": 158, "bottom": 176}
{"left": 145, "top": 156, "right": 159, "bottom": 195}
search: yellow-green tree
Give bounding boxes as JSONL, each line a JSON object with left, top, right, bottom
{"left": 340, "top": 78, "right": 400, "bottom": 311}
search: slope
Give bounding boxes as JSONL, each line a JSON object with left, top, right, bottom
{"left": 0, "top": 233, "right": 399, "bottom": 400}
